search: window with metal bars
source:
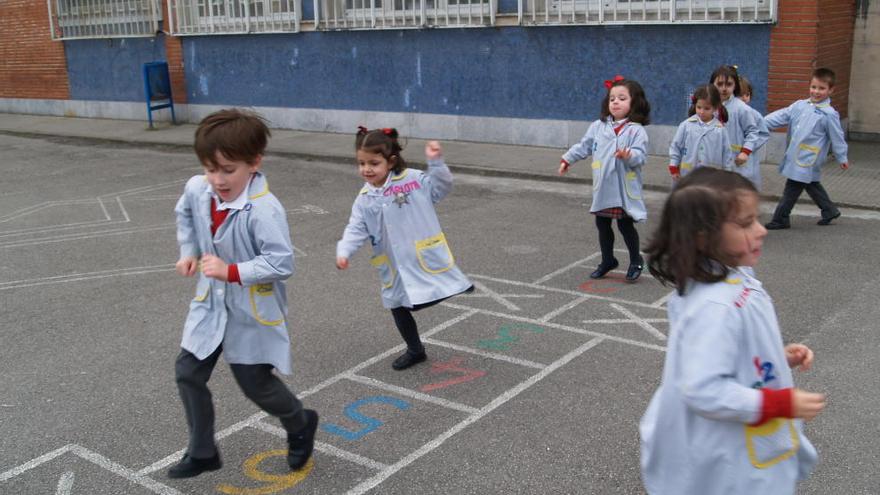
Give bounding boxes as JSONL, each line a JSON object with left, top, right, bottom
{"left": 48, "top": 0, "right": 162, "bottom": 40}
{"left": 167, "top": 0, "right": 299, "bottom": 34}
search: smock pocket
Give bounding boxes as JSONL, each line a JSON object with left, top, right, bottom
{"left": 370, "top": 254, "right": 396, "bottom": 289}
{"left": 795, "top": 143, "right": 820, "bottom": 167}
{"left": 624, "top": 171, "right": 643, "bottom": 200}
{"left": 744, "top": 418, "right": 800, "bottom": 469}
{"left": 193, "top": 279, "right": 210, "bottom": 302}
{"left": 415, "top": 232, "right": 455, "bottom": 274}
{"left": 248, "top": 283, "right": 284, "bottom": 326}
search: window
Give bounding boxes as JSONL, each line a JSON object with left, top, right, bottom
{"left": 318, "top": 0, "right": 494, "bottom": 29}
{"left": 49, "top": 0, "right": 162, "bottom": 40}
{"left": 167, "top": 0, "right": 299, "bottom": 35}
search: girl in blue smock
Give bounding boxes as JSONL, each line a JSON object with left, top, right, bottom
{"left": 337, "top": 128, "right": 473, "bottom": 370}
{"left": 559, "top": 76, "right": 651, "bottom": 282}
{"left": 710, "top": 65, "right": 770, "bottom": 190}
{"left": 640, "top": 168, "right": 826, "bottom": 495}
{"left": 668, "top": 84, "right": 734, "bottom": 182}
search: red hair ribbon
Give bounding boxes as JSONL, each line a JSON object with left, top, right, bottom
{"left": 382, "top": 128, "right": 394, "bottom": 135}
{"left": 604, "top": 75, "right": 625, "bottom": 90}
{"left": 691, "top": 94, "right": 698, "bottom": 104}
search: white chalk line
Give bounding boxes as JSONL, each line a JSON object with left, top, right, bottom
{"left": 345, "top": 374, "right": 479, "bottom": 414}
{"left": 249, "top": 421, "right": 390, "bottom": 471}
{"left": 421, "top": 338, "right": 546, "bottom": 370}
{"left": 0, "top": 265, "right": 175, "bottom": 291}
{"left": 609, "top": 303, "right": 667, "bottom": 341}
{"left": 532, "top": 253, "right": 602, "bottom": 284}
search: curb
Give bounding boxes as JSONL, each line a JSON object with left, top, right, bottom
{"left": 3, "top": 129, "right": 878, "bottom": 213}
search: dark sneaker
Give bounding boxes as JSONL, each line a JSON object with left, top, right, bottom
{"left": 817, "top": 212, "right": 841, "bottom": 226}
{"left": 625, "top": 257, "right": 644, "bottom": 283}
{"left": 167, "top": 453, "right": 222, "bottom": 479}
{"left": 392, "top": 350, "right": 427, "bottom": 370}
{"left": 589, "top": 258, "right": 619, "bottom": 279}
{"left": 764, "top": 221, "right": 790, "bottom": 230}
{"left": 288, "top": 409, "right": 319, "bottom": 470}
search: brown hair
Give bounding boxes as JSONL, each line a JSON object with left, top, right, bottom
{"left": 194, "top": 109, "right": 270, "bottom": 168}
{"left": 738, "top": 75, "right": 753, "bottom": 98}
{"left": 688, "top": 84, "right": 728, "bottom": 124}
{"left": 812, "top": 67, "right": 836, "bottom": 88}
{"left": 645, "top": 168, "right": 758, "bottom": 295}
{"left": 709, "top": 65, "right": 742, "bottom": 97}
{"left": 600, "top": 79, "right": 651, "bottom": 125}
{"left": 355, "top": 127, "right": 407, "bottom": 174}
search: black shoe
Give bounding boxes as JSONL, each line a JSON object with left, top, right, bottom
{"left": 288, "top": 409, "right": 319, "bottom": 470}
{"left": 625, "top": 257, "right": 644, "bottom": 283}
{"left": 764, "top": 221, "right": 790, "bottom": 230}
{"left": 817, "top": 212, "right": 841, "bottom": 226}
{"left": 589, "top": 259, "right": 619, "bottom": 279}
{"left": 167, "top": 453, "right": 222, "bottom": 479}
{"left": 392, "top": 350, "right": 427, "bottom": 370}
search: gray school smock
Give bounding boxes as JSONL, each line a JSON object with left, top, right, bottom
{"left": 175, "top": 172, "right": 295, "bottom": 374}
{"left": 669, "top": 116, "right": 734, "bottom": 177}
{"left": 336, "top": 159, "right": 472, "bottom": 309}
{"left": 640, "top": 268, "right": 817, "bottom": 495}
{"left": 562, "top": 117, "right": 649, "bottom": 222}
{"left": 723, "top": 97, "right": 770, "bottom": 190}
{"left": 764, "top": 98, "right": 849, "bottom": 185}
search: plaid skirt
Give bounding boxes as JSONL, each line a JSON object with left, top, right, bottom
{"left": 592, "top": 207, "right": 629, "bottom": 219}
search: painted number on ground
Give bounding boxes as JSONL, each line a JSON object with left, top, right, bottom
{"left": 477, "top": 323, "right": 545, "bottom": 351}
{"left": 420, "top": 357, "right": 487, "bottom": 392}
{"left": 216, "top": 450, "right": 313, "bottom": 495}
{"left": 321, "top": 396, "right": 411, "bottom": 441}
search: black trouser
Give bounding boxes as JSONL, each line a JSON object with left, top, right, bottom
{"left": 390, "top": 286, "right": 475, "bottom": 355}
{"left": 771, "top": 179, "right": 839, "bottom": 225}
{"left": 595, "top": 216, "right": 641, "bottom": 266}
{"left": 175, "top": 346, "right": 306, "bottom": 458}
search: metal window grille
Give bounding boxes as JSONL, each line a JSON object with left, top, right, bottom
{"left": 167, "top": 0, "right": 299, "bottom": 35}
{"left": 316, "top": 0, "right": 495, "bottom": 30}
{"left": 48, "top": 0, "right": 162, "bottom": 40}
{"left": 519, "top": 0, "right": 775, "bottom": 24}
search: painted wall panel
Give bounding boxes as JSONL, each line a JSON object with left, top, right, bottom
{"left": 66, "top": 37, "right": 166, "bottom": 102}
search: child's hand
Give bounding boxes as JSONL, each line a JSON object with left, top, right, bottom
{"left": 840, "top": 162, "right": 850, "bottom": 170}
{"left": 175, "top": 256, "right": 198, "bottom": 277}
{"left": 201, "top": 254, "right": 229, "bottom": 281}
{"left": 558, "top": 159, "right": 570, "bottom": 175}
{"left": 785, "top": 343, "right": 814, "bottom": 371}
{"left": 615, "top": 148, "right": 632, "bottom": 160}
{"left": 734, "top": 152, "right": 749, "bottom": 166}
{"left": 425, "top": 141, "right": 443, "bottom": 160}
{"left": 336, "top": 257, "right": 349, "bottom": 270}
{"left": 792, "top": 388, "right": 826, "bottom": 421}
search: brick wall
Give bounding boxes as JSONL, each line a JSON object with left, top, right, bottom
{"left": 0, "top": 0, "right": 69, "bottom": 99}
{"left": 161, "top": 0, "right": 187, "bottom": 104}
{"left": 768, "top": 0, "right": 856, "bottom": 118}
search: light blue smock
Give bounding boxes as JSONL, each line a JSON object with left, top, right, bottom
{"left": 337, "top": 159, "right": 472, "bottom": 309}
{"left": 640, "top": 268, "right": 817, "bottom": 495}
{"left": 562, "top": 117, "right": 649, "bottom": 222}
{"left": 669, "top": 116, "right": 734, "bottom": 177}
{"left": 175, "top": 172, "right": 295, "bottom": 374}
{"left": 764, "top": 98, "right": 849, "bottom": 184}
{"left": 723, "top": 97, "right": 770, "bottom": 190}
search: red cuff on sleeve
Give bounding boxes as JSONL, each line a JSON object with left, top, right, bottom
{"left": 227, "top": 264, "right": 241, "bottom": 284}
{"left": 752, "top": 388, "right": 793, "bottom": 426}
{"left": 668, "top": 165, "right": 680, "bottom": 176}
{"left": 741, "top": 148, "right": 753, "bottom": 156}
{"left": 561, "top": 158, "right": 570, "bottom": 166}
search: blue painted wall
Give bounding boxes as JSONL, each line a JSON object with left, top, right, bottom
{"left": 181, "top": 25, "right": 770, "bottom": 125}
{"left": 66, "top": 36, "right": 167, "bottom": 101}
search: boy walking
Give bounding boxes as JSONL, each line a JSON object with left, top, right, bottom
{"left": 764, "top": 68, "right": 850, "bottom": 229}
{"left": 169, "top": 109, "right": 318, "bottom": 478}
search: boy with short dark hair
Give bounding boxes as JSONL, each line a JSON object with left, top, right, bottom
{"left": 764, "top": 68, "right": 850, "bottom": 229}
{"left": 169, "top": 108, "right": 318, "bottom": 478}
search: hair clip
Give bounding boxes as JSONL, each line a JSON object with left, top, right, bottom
{"left": 357, "top": 125, "right": 369, "bottom": 135}
{"left": 691, "top": 94, "right": 698, "bottom": 104}
{"left": 604, "top": 74, "right": 625, "bottom": 90}
{"left": 731, "top": 64, "right": 739, "bottom": 71}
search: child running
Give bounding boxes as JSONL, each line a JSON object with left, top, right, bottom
{"left": 336, "top": 128, "right": 473, "bottom": 370}
{"left": 640, "top": 167, "right": 825, "bottom": 494}
{"left": 170, "top": 109, "right": 318, "bottom": 478}
{"left": 559, "top": 75, "right": 650, "bottom": 282}
{"left": 710, "top": 65, "right": 770, "bottom": 190}
{"left": 764, "top": 67, "right": 850, "bottom": 229}
{"left": 669, "top": 84, "right": 733, "bottom": 181}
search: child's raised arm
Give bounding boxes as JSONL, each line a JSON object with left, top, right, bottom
{"left": 423, "top": 140, "right": 453, "bottom": 203}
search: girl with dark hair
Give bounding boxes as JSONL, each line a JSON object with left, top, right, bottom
{"left": 668, "top": 84, "right": 734, "bottom": 181}
{"left": 336, "top": 128, "right": 473, "bottom": 370}
{"left": 710, "top": 65, "right": 770, "bottom": 190}
{"left": 559, "top": 75, "right": 651, "bottom": 282}
{"left": 640, "top": 167, "right": 825, "bottom": 494}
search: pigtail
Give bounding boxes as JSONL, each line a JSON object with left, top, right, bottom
{"left": 355, "top": 126, "right": 408, "bottom": 174}
{"left": 716, "top": 105, "right": 729, "bottom": 124}
{"left": 687, "top": 94, "right": 697, "bottom": 118}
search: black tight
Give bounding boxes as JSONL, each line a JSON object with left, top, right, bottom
{"left": 390, "top": 307, "right": 424, "bottom": 354}
{"left": 595, "top": 216, "right": 641, "bottom": 266}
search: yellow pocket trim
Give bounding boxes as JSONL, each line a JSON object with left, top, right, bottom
{"left": 591, "top": 160, "right": 601, "bottom": 170}
{"left": 249, "top": 283, "right": 283, "bottom": 326}
{"left": 680, "top": 162, "right": 693, "bottom": 171}
{"left": 415, "top": 232, "right": 455, "bottom": 274}
{"left": 795, "top": 143, "right": 821, "bottom": 168}
{"left": 624, "top": 171, "right": 642, "bottom": 200}
{"left": 370, "top": 254, "right": 396, "bottom": 289}
{"left": 731, "top": 144, "right": 743, "bottom": 152}
{"left": 745, "top": 418, "right": 799, "bottom": 469}
{"left": 193, "top": 285, "right": 209, "bottom": 302}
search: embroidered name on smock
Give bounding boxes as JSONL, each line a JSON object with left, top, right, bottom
{"left": 384, "top": 180, "right": 421, "bottom": 196}
{"left": 734, "top": 287, "right": 752, "bottom": 308}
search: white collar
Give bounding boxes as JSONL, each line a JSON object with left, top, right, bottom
{"left": 211, "top": 180, "right": 251, "bottom": 211}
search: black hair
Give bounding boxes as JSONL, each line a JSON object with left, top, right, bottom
{"left": 645, "top": 168, "right": 758, "bottom": 295}
{"left": 194, "top": 108, "right": 270, "bottom": 168}
{"left": 355, "top": 126, "right": 407, "bottom": 174}
{"left": 688, "top": 84, "right": 729, "bottom": 124}
{"left": 812, "top": 67, "right": 836, "bottom": 88}
{"left": 600, "top": 79, "right": 651, "bottom": 125}
{"left": 709, "top": 65, "right": 742, "bottom": 97}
